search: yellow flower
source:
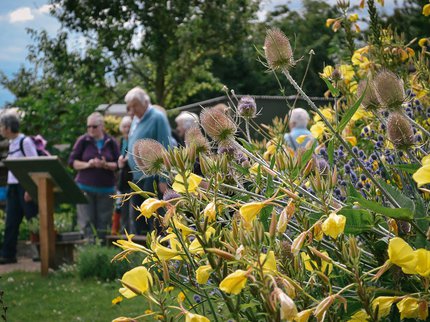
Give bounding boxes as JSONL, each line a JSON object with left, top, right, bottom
{"left": 325, "top": 18, "right": 336, "bottom": 28}
{"left": 344, "top": 136, "right": 357, "bottom": 146}
{"left": 419, "top": 38, "right": 429, "bottom": 47}
{"left": 113, "top": 317, "right": 135, "bottom": 322}
{"left": 413, "top": 155, "right": 430, "bottom": 187}
{"left": 396, "top": 297, "right": 423, "bottom": 320}
{"left": 371, "top": 297, "right": 397, "bottom": 319}
{"left": 136, "top": 198, "right": 166, "bottom": 219}
{"left": 322, "top": 213, "right": 346, "bottom": 239}
{"left": 339, "top": 64, "right": 355, "bottom": 83}
{"left": 259, "top": 250, "right": 277, "bottom": 274}
{"left": 320, "top": 65, "right": 334, "bottom": 78}
{"left": 112, "top": 230, "right": 151, "bottom": 261}
{"left": 111, "top": 296, "right": 123, "bottom": 305}
{"left": 163, "top": 286, "right": 174, "bottom": 292}
{"left": 184, "top": 311, "right": 210, "bottom": 322}
{"left": 300, "top": 252, "right": 333, "bottom": 275}
{"left": 172, "top": 172, "right": 203, "bottom": 193}
{"left": 119, "top": 266, "right": 153, "bottom": 299}
{"left": 351, "top": 52, "right": 370, "bottom": 70}
{"left": 239, "top": 202, "right": 266, "bottom": 224}
{"left": 423, "top": 3, "right": 430, "bottom": 16}
{"left": 414, "top": 249, "right": 430, "bottom": 277}
{"left": 351, "top": 107, "right": 371, "bottom": 122}
{"left": 294, "top": 309, "right": 313, "bottom": 322}
{"left": 188, "top": 227, "right": 216, "bottom": 255}
{"left": 349, "top": 13, "right": 359, "bottom": 22}
{"left": 348, "top": 309, "right": 370, "bottom": 322}
{"left": 313, "top": 108, "right": 334, "bottom": 123}
{"left": 219, "top": 270, "right": 248, "bottom": 295}
{"left": 387, "top": 237, "right": 417, "bottom": 274}
{"left": 196, "top": 265, "right": 213, "bottom": 284}
{"left": 154, "top": 237, "right": 183, "bottom": 260}
{"left": 203, "top": 202, "right": 216, "bottom": 222}
{"left": 173, "top": 216, "right": 194, "bottom": 238}
{"left": 310, "top": 122, "right": 326, "bottom": 139}
{"left": 263, "top": 144, "right": 277, "bottom": 160}
{"left": 274, "top": 288, "right": 298, "bottom": 320}
{"left": 177, "top": 291, "right": 186, "bottom": 303}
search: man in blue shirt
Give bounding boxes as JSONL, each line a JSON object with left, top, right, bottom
{"left": 284, "top": 108, "right": 315, "bottom": 151}
{"left": 124, "top": 87, "right": 171, "bottom": 234}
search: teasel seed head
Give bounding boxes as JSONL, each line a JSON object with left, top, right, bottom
{"left": 264, "top": 28, "right": 295, "bottom": 70}
{"left": 184, "top": 126, "right": 209, "bottom": 154}
{"left": 387, "top": 111, "right": 414, "bottom": 150}
{"left": 237, "top": 96, "right": 257, "bottom": 119}
{"left": 373, "top": 70, "right": 405, "bottom": 110}
{"left": 200, "top": 107, "right": 237, "bottom": 143}
{"left": 357, "top": 79, "right": 379, "bottom": 110}
{"left": 133, "top": 139, "right": 167, "bottom": 175}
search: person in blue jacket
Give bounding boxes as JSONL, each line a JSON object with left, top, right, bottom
{"left": 284, "top": 108, "right": 315, "bottom": 151}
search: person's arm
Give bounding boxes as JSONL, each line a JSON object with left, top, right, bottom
{"left": 68, "top": 136, "right": 91, "bottom": 169}
{"left": 22, "top": 137, "right": 38, "bottom": 157}
{"left": 73, "top": 159, "right": 94, "bottom": 170}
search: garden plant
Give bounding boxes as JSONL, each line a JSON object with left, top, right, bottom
{"left": 111, "top": 1, "right": 430, "bottom": 321}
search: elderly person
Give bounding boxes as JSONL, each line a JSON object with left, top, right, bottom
{"left": 174, "top": 112, "right": 199, "bottom": 146}
{"left": 69, "top": 112, "right": 120, "bottom": 241}
{"left": 284, "top": 108, "right": 314, "bottom": 151}
{"left": 125, "top": 87, "right": 171, "bottom": 234}
{"left": 0, "top": 113, "right": 38, "bottom": 264}
{"left": 117, "top": 115, "right": 132, "bottom": 231}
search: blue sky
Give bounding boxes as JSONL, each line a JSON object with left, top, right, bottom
{"left": 0, "top": 0, "right": 400, "bottom": 107}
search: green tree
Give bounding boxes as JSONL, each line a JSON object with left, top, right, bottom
{"left": 50, "top": 0, "right": 261, "bottom": 107}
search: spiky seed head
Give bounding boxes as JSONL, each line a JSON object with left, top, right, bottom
{"left": 264, "top": 28, "right": 294, "bottom": 70}
{"left": 133, "top": 139, "right": 167, "bottom": 175}
{"left": 387, "top": 112, "right": 414, "bottom": 150}
{"left": 200, "top": 107, "right": 237, "bottom": 143}
{"left": 373, "top": 70, "right": 405, "bottom": 110}
{"left": 184, "top": 126, "right": 209, "bottom": 154}
{"left": 357, "top": 79, "right": 380, "bottom": 110}
{"left": 237, "top": 96, "right": 257, "bottom": 118}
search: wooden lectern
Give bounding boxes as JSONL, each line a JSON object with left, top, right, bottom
{"left": 4, "top": 156, "right": 87, "bottom": 275}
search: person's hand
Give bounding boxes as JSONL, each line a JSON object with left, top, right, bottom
{"left": 24, "top": 191, "right": 32, "bottom": 202}
{"left": 93, "top": 158, "right": 104, "bottom": 168}
{"left": 88, "top": 159, "right": 95, "bottom": 168}
{"left": 118, "top": 155, "right": 128, "bottom": 169}
{"left": 158, "top": 182, "right": 168, "bottom": 194}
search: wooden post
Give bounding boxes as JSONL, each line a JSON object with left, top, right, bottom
{"left": 37, "top": 175, "right": 55, "bottom": 276}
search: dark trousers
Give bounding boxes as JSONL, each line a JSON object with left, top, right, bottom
{"left": 1, "top": 184, "right": 38, "bottom": 258}
{"left": 129, "top": 177, "right": 162, "bottom": 235}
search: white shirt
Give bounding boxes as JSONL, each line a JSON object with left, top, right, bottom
{"left": 7, "top": 134, "right": 38, "bottom": 184}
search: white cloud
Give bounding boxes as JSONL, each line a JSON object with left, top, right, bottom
{"left": 37, "top": 4, "right": 53, "bottom": 14}
{"left": 9, "top": 7, "right": 34, "bottom": 23}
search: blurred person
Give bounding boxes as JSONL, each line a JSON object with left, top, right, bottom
{"left": 284, "top": 108, "right": 314, "bottom": 151}
{"left": 69, "top": 112, "right": 120, "bottom": 241}
{"left": 117, "top": 115, "right": 133, "bottom": 232}
{"left": 125, "top": 87, "right": 171, "bottom": 234}
{"left": 0, "top": 113, "right": 38, "bottom": 264}
{"left": 175, "top": 111, "right": 199, "bottom": 146}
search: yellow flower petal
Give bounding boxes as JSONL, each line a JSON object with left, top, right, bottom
{"left": 172, "top": 172, "right": 203, "bottom": 193}
{"left": 137, "top": 198, "right": 166, "bottom": 219}
{"left": 414, "top": 249, "right": 430, "bottom": 277}
{"left": 322, "top": 213, "right": 346, "bottom": 239}
{"left": 239, "top": 202, "right": 266, "bottom": 223}
{"left": 349, "top": 13, "right": 359, "bottom": 22}
{"left": 345, "top": 136, "right": 357, "bottom": 146}
{"left": 196, "top": 265, "right": 213, "bottom": 284}
{"left": 203, "top": 202, "right": 216, "bottom": 222}
{"left": 423, "top": 3, "right": 430, "bottom": 16}
{"left": 185, "top": 311, "right": 210, "bottom": 322}
{"left": 259, "top": 251, "right": 277, "bottom": 274}
{"left": 388, "top": 237, "right": 417, "bottom": 274}
{"left": 294, "top": 309, "right": 313, "bottom": 322}
{"left": 219, "top": 270, "right": 248, "bottom": 295}
{"left": 396, "top": 297, "right": 421, "bottom": 320}
{"left": 348, "top": 309, "right": 370, "bottom": 322}
{"left": 310, "top": 122, "right": 326, "bottom": 139}
{"left": 371, "top": 297, "right": 397, "bottom": 319}
{"left": 320, "top": 65, "right": 334, "bottom": 78}
{"left": 119, "top": 266, "right": 153, "bottom": 299}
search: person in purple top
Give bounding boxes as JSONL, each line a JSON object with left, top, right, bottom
{"left": 68, "top": 112, "right": 120, "bottom": 241}
{"left": 0, "top": 113, "right": 38, "bottom": 264}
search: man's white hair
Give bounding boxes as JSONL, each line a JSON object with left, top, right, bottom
{"left": 175, "top": 112, "right": 199, "bottom": 130}
{"left": 119, "top": 115, "right": 132, "bottom": 132}
{"left": 88, "top": 112, "right": 104, "bottom": 125}
{"left": 289, "top": 108, "right": 310, "bottom": 128}
{"left": 124, "top": 87, "right": 151, "bottom": 105}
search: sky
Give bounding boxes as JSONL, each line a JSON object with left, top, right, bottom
{"left": 0, "top": 0, "right": 402, "bottom": 107}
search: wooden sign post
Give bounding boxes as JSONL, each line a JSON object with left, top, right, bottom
{"left": 4, "top": 157, "right": 87, "bottom": 276}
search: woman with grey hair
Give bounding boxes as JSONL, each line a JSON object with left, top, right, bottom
{"left": 284, "top": 108, "right": 315, "bottom": 151}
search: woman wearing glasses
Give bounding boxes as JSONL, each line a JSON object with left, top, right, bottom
{"left": 68, "top": 112, "right": 120, "bottom": 242}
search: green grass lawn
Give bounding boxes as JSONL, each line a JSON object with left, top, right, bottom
{"left": 0, "top": 270, "right": 151, "bottom": 322}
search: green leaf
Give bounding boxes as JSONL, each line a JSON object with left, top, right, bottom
{"left": 260, "top": 205, "right": 274, "bottom": 231}
{"left": 300, "top": 140, "right": 317, "bottom": 169}
{"left": 348, "top": 184, "right": 414, "bottom": 220}
{"left": 389, "top": 163, "right": 421, "bottom": 174}
{"left": 378, "top": 181, "right": 415, "bottom": 213}
{"left": 327, "top": 139, "right": 334, "bottom": 167}
{"left": 321, "top": 77, "right": 340, "bottom": 97}
{"left": 337, "top": 85, "right": 366, "bottom": 132}
{"left": 128, "top": 181, "right": 148, "bottom": 197}
{"left": 338, "top": 207, "right": 375, "bottom": 234}
{"left": 237, "top": 138, "right": 256, "bottom": 152}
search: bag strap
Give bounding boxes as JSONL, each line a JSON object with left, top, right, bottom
{"left": 19, "top": 136, "right": 26, "bottom": 156}
{"left": 286, "top": 134, "right": 297, "bottom": 150}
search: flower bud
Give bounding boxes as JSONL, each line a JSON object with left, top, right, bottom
{"left": 184, "top": 127, "right": 210, "bottom": 154}
{"left": 387, "top": 111, "right": 414, "bottom": 150}
{"left": 373, "top": 70, "right": 405, "bottom": 109}
{"left": 133, "top": 139, "right": 167, "bottom": 175}
{"left": 237, "top": 96, "right": 257, "bottom": 118}
{"left": 272, "top": 287, "right": 298, "bottom": 320}
{"left": 264, "top": 28, "right": 294, "bottom": 70}
{"left": 357, "top": 79, "right": 379, "bottom": 110}
{"left": 200, "top": 107, "right": 237, "bottom": 143}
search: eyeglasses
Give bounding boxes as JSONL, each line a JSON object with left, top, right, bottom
{"left": 87, "top": 125, "right": 99, "bottom": 129}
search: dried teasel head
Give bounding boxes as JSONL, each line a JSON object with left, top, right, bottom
{"left": 237, "top": 96, "right": 257, "bottom": 118}
{"left": 200, "top": 107, "right": 237, "bottom": 143}
{"left": 357, "top": 79, "right": 379, "bottom": 110}
{"left": 387, "top": 111, "right": 414, "bottom": 150}
{"left": 184, "top": 126, "right": 209, "bottom": 154}
{"left": 133, "top": 139, "right": 167, "bottom": 175}
{"left": 372, "top": 70, "right": 405, "bottom": 110}
{"left": 264, "top": 28, "right": 295, "bottom": 70}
